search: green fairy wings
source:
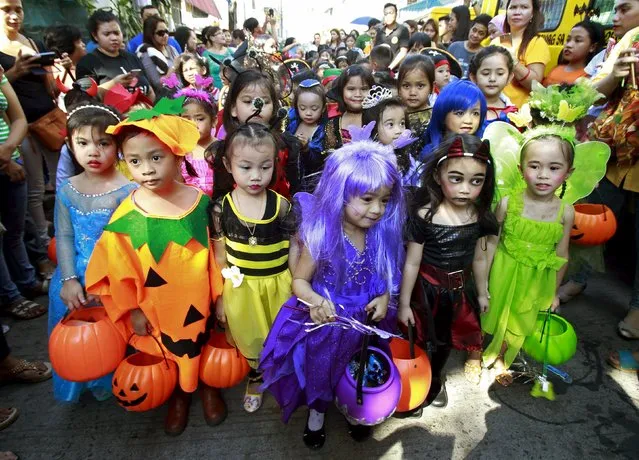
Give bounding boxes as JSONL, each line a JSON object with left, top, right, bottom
{"left": 483, "top": 121, "right": 611, "bottom": 204}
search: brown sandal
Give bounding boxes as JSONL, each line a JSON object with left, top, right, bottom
{"left": 0, "top": 359, "right": 52, "bottom": 384}
{"left": 493, "top": 353, "right": 513, "bottom": 387}
{"left": 5, "top": 299, "right": 47, "bottom": 320}
{"left": 0, "top": 408, "right": 19, "bottom": 431}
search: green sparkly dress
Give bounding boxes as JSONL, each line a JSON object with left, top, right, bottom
{"left": 482, "top": 191, "right": 567, "bottom": 368}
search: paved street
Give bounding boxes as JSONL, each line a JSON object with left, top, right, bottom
{"left": 0, "top": 271, "right": 637, "bottom": 459}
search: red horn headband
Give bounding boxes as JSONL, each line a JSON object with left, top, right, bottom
{"left": 436, "top": 137, "right": 491, "bottom": 166}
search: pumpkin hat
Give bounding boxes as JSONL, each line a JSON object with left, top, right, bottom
{"left": 106, "top": 96, "right": 199, "bottom": 156}
{"left": 483, "top": 79, "right": 611, "bottom": 204}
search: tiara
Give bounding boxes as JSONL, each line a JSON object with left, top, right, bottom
{"left": 67, "top": 104, "right": 121, "bottom": 123}
{"left": 362, "top": 85, "right": 393, "bottom": 110}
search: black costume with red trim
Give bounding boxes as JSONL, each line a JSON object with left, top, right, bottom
{"left": 409, "top": 212, "right": 498, "bottom": 387}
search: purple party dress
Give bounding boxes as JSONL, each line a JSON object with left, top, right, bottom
{"left": 259, "top": 196, "right": 398, "bottom": 422}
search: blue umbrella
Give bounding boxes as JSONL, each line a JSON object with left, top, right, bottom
{"left": 351, "top": 16, "right": 375, "bottom": 25}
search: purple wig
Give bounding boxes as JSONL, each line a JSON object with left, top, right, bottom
{"left": 299, "top": 140, "right": 406, "bottom": 294}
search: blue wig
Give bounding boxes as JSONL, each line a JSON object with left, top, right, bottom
{"left": 420, "top": 80, "right": 487, "bottom": 159}
{"left": 298, "top": 140, "right": 406, "bottom": 294}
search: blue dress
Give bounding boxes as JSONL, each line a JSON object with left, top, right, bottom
{"left": 259, "top": 195, "right": 398, "bottom": 421}
{"left": 48, "top": 180, "right": 136, "bottom": 403}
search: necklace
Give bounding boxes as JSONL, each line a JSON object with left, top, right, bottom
{"left": 233, "top": 191, "right": 265, "bottom": 246}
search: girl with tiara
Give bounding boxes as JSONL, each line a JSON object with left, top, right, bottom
{"left": 211, "top": 123, "right": 295, "bottom": 413}
{"left": 322, "top": 65, "right": 374, "bottom": 152}
{"left": 175, "top": 83, "right": 218, "bottom": 196}
{"left": 206, "top": 68, "right": 300, "bottom": 199}
{"left": 420, "top": 79, "right": 487, "bottom": 161}
{"left": 398, "top": 54, "right": 435, "bottom": 162}
{"left": 399, "top": 134, "right": 498, "bottom": 409}
{"left": 481, "top": 94, "right": 609, "bottom": 385}
{"left": 361, "top": 86, "right": 420, "bottom": 186}
{"left": 285, "top": 79, "right": 328, "bottom": 192}
{"left": 86, "top": 99, "right": 224, "bottom": 435}
{"left": 48, "top": 102, "right": 136, "bottom": 402}
{"left": 260, "top": 137, "right": 405, "bottom": 449}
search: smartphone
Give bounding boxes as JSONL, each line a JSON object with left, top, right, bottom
{"left": 33, "top": 52, "right": 56, "bottom": 66}
{"left": 500, "top": 34, "right": 512, "bottom": 47}
{"left": 129, "top": 68, "right": 142, "bottom": 76}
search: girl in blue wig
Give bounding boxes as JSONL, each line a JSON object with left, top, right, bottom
{"left": 260, "top": 139, "right": 406, "bottom": 450}
{"left": 420, "top": 79, "right": 487, "bottom": 160}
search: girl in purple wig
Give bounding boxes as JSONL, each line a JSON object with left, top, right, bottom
{"left": 260, "top": 139, "right": 406, "bottom": 449}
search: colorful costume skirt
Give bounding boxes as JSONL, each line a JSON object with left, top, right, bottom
{"left": 224, "top": 270, "right": 292, "bottom": 368}
{"left": 412, "top": 264, "right": 482, "bottom": 353}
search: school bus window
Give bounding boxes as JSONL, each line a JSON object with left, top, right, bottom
{"left": 589, "top": 0, "right": 615, "bottom": 27}
{"left": 539, "top": 0, "right": 565, "bottom": 31}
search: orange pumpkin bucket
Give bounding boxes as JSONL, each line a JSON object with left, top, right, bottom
{"left": 570, "top": 204, "right": 617, "bottom": 246}
{"left": 49, "top": 307, "right": 126, "bottom": 382}
{"left": 112, "top": 352, "right": 178, "bottom": 412}
{"left": 390, "top": 326, "right": 431, "bottom": 413}
{"left": 199, "top": 330, "right": 250, "bottom": 388}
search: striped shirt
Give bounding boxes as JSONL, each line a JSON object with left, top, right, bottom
{"left": 0, "top": 76, "right": 18, "bottom": 160}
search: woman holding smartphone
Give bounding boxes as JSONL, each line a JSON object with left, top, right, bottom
{"left": 76, "top": 9, "right": 155, "bottom": 100}
{"left": 490, "top": 0, "right": 550, "bottom": 108}
{"left": 0, "top": 0, "right": 67, "bottom": 282}
{"left": 137, "top": 16, "right": 179, "bottom": 94}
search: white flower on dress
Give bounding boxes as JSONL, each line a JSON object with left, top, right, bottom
{"left": 221, "top": 266, "right": 244, "bottom": 288}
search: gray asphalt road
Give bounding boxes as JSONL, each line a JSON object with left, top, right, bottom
{"left": 0, "top": 272, "right": 637, "bottom": 459}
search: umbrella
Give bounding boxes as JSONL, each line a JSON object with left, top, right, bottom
{"left": 351, "top": 16, "right": 375, "bottom": 25}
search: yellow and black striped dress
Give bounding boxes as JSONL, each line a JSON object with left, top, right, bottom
{"left": 215, "top": 189, "right": 293, "bottom": 367}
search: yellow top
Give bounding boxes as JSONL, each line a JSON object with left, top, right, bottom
{"left": 491, "top": 35, "right": 551, "bottom": 108}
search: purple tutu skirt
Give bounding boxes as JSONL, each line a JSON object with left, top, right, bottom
{"left": 259, "top": 295, "right": 397, "bottom": 422}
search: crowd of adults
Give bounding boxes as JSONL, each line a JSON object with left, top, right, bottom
{"left": 0, "top": 0, "right": 639, "bottom": 453}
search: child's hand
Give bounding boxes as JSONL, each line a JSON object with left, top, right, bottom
{"left": 551, "top": 295, "right": 561, "bottom": 312}
{"left": 478, "top": 294, "right": 490, "bottom": 314}
{"left": 131, "top": 308, "right": 151, "bottom": 336}
{"left": 295, "top": 133, "right": 309, "bottom": 148}
{"left": 215, "top": 296, "right": 226, "bottom": 324}
{"left": 61, "top": 278, "right": 87, "bottom": 310}
{"left": 398, "top": 305, "right": 415, "bottom": 327}
{"left": 365, "top": 293, "right": 389, "bottom": 322}
{"left": 309, "top": 297, "right": 336, "bottom": 325}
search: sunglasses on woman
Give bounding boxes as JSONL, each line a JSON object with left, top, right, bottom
{"left": 155, "top": 29, "right": 169, "bottom": 37}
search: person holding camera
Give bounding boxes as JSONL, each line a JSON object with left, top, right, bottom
{"left": 0, "top": 0, "right": 66, "bottom": 283}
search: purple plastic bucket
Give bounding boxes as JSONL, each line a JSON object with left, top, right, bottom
{"left": 334, "top": 346, "right": 402, "bottom": 426}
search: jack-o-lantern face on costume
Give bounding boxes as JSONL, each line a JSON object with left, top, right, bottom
{"left": 86, "top": 193, "right": 224, "bottom": 394}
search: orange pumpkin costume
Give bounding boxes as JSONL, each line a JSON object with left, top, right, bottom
{"left": 85, "top": 99, "right": 224, "bottom": 393}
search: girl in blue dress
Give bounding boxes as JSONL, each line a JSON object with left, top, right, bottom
{"left": 48, "top": 102, "right": 135, "bottom": 402}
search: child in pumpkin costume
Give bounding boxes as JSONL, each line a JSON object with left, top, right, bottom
{"left": 85, "top": 98, "right": 225, "bottom": 436}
